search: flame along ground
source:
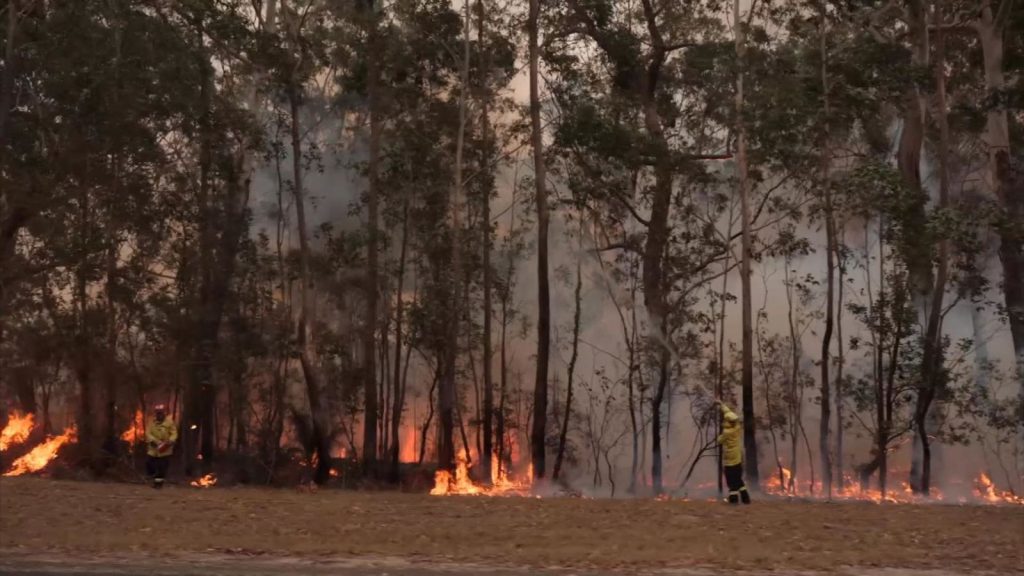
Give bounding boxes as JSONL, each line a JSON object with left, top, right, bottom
{"left": 430, "top": 453, "right": 534, "bottom": 496}
{"left": 2, "top": 414, "right": 1021, "bottom": 503}
{"left": 190, "top": 473, "right": 217, "bottom": 488}
{"left": 760, "top": 464, "right": 1024, "bottom": 505}
{"left": 0, "top": 411, "right": 34, "bottom": 451}
{"left": 3, "top": 427, "right": 78, "bottom": 477}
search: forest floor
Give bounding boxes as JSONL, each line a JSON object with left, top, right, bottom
{"left": 1, "top": 477, "right": 1021, "bottom": 575}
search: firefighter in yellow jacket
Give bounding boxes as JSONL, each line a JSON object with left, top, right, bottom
{"left": 717, "top": 401, "right": 751, "bottom": 504}
{"left": 145, "top": 404, "right": 177, "bottom": 488}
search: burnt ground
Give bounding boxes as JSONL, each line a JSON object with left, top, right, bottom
{"left": 1, "top": 478, "right": 1022, "bottom": 575}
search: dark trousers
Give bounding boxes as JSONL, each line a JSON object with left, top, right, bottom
{"left": 146, "top": 455, "right": 170, "bottom": 487}
{"left": 724, "top": 464, "right": 750, "bottom": 504}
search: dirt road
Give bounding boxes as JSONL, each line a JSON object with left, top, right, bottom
{"left": 1, "top": 478, "right": 1021, "bottom": 574}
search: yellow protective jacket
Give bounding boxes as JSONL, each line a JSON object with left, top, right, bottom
{"left": 717, "top": 404, "right": 743, "bottom": 467}
{"left": 146, "top": 417, "right": 178, "bottom": 458}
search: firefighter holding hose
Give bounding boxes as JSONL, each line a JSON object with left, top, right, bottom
{"left": 716, "top": 400, "right": 751, "bottom": 504}
{"left": 145, "top": 404, "right": 177, "bottom": 489}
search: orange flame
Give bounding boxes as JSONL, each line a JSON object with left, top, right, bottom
{"left": 1, "top": 411, "right": 35, "bottom": 452}
{"left": 430, "top": 453, "right": 533, "bottom": 496}
{"left": 190, "top": 473, "right": 217, "bottom": 488}
{"left": 120, "top": 410, "right": 144, "bottom": 445}
{"left": 757, "top": 466, "right": 1024, "bottom": 505}
{"left": 976, "top": 473, "right": 1023, "bottom": 505}
{"left": 3, "top": 426, "right": 76, "bottom": 476}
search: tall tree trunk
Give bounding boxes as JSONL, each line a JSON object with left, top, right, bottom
{"left": 915, "top": 7, "right": 952, "bottom": 496}
{"left": 477, "top": 0, "right": 496, "bottom": 487}
{"left": 734, "top": 0, "right": 760, "bottom": 488}
{"left": 528, "top": 0, "right": 551, "bottom": 482}
{"left": 553, "top": 233, "right": 583, "bottom": 480}
{"left": 876, "top": 220, "right": 889, "bottom": 498}
{"left": 976, "top": 1, "right": 1022, "bottom": 395}
{"left": 289, "top": 82, "right": 332, "bottom": 485}
{"left": 74, "top": 185, "right": 95, "bottom": 464}
{"left": 389, "top": 197, "right": 411, "bottom": 482}
{"left": 496, "top": 186, "right": 517, "bottom": 477}
{"left": 817, "top": 0, "right": 834, "bottom": 499}
{"left": 361, "top": 0, "right": 380, "bottom": 477}
{"left": 439, "top": 0, "right": 473, "bottom": 475}
{"left": 785, "top": 261, "right": 800, "bottom": 493}
{"left": 898, "top": 0, "right": 933, "bottom": 493}
{"left": 835, "top": 227, "right": 846, "bottom": 491}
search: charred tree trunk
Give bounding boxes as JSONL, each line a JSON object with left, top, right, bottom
{"left": 528, "top": 0, "right": 551, "bottom": 482}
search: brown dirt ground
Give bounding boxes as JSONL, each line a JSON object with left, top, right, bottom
{"left": 1, "top": 478, "right": 1022, "bottom": 573}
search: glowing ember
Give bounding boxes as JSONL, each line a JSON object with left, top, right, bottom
{"left": 120, "top": 410, "right": 144, "bottom": 445}
{"left": 3, "top": 427, "right": 76, "bottom": 476}
{"left": 190, "top": 473, "right": 217, "bottom": 488}
{"left": 1, "top": 411, "right": 35, "bottom": 452}
{"left": 329, "top": 469, "right": 340, "bottom": 478}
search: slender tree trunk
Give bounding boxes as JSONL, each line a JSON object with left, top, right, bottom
{"left": 785, "top": 261, "right": 800, "bottom": 493}
{"left": 439, "top": 0, "right": 472, "bottom": 475}
{"left": 476, "top": 0, "right": 496, "bottom": 486}
{"left": 735, "top": 0, "right": 759, "bottom": 488}
{"left": 915, "top": 8, "right": 953, "bottom": 496}
{"left": 872, "top": 217, "right": 887, "bottom": 497}
{"left": 390, "top": 198, "right": 410, "bottom": 482}
{"left": 419, "top": 363, "right": 440, "bottom": 466}
{"left": 835, "top": 227, "right": 847, "bottom": 491}
{"left": 716, "top": 221, "right": 731, "bottom": 496}
{"left": 817, "top": 0, "right": 834, "bottom": 499}
{"left": 289, "top": 81, "right": 331, "bottom": 485}
{"left": 554, "top": 233, "right": 583, "bottom": 480}
{"left": 361, "top": 0, "right": 381, "bottom": 477}
{"left": 528, "top": 0, "right": 551, "bottom": 482}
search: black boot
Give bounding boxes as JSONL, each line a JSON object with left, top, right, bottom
{"left": 728, "top": 492, "right": 739, "bottom": 504}
{"left": 740, "top": 488, "right": 751, "bottom": 504}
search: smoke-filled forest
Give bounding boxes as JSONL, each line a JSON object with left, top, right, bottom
{"left": 1, "top": 0, "right": 1023, "bottom": 518}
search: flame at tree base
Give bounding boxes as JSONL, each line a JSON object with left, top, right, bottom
{"left": 430, "top": 454, "right": 533, "bottom": 496}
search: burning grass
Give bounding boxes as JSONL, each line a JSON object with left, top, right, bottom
{"left": 1, "top": 477, "right": 1021, "bottom": 573}
{"left": 2, "top": 427, "right": 77, "bottom": 477}
{"left": 429, "top": 454, "right": 534, "bottom": 496}
{"left": 760, "top": 465, "right": 1024, "bottom": 506}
